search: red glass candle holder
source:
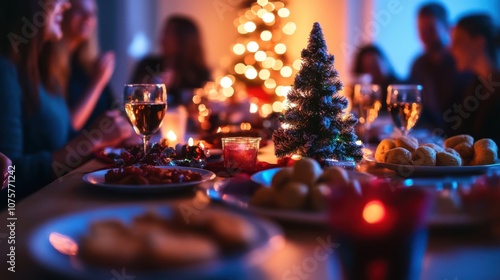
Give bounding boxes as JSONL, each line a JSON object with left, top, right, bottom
{"left": 329, "top": 179, "right": 433, "bottom": 280}
{"left": 222, "top": 137, "right": 261, "bottom": 171}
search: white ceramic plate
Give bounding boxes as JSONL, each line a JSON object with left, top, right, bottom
{"left": 29, "top": 205, "right": 283, "bottom": 280}
{"left": 208, "top": 168, "right": 376, "bottom": 225}
{"left": 82, "top": 166, "right": 216, "bottom": 192}
{"left": 365, "top": 155, "right": 500, "bottom": 177}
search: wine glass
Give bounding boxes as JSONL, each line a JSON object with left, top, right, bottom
{"left": 386, "top": 84, "right": 423, "bottom": 136}
{"left": 353, "top": 84, "right": 382, "bottom": 143}
{"left": 124, "top": 84, "right": 167, "bottom": 155}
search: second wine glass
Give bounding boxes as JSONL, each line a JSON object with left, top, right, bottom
{"left": 124, "top": 84, "right": 167, "bottom": 155}
{"left": 386, "top": 84, "right": 422, "bottom": 136}
{"left": 353, "top": 84, "right": 382, "bottom": 143}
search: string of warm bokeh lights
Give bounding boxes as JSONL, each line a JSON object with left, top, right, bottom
{"left": 193, "top": 0, "right": 301, "bottom": 131}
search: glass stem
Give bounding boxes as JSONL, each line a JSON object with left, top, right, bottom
{"left": 363, "top": 125, "right": 370, "bottom": 144}
{"left": 142, "top": 135, "right": 151, "bottom": 155}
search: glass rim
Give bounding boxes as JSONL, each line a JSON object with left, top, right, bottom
{"left": 124, "top": 83, "right": 166, "bottom": 87}
{"left": 387, "top": 84, "right": 423, "bottom": 90}
{"left": 354, "top": 83, "right": 380, "bottom": 87}
{"left": 221, "top": 137, "right": 262, "bottom": 142}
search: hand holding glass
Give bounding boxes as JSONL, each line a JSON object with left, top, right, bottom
{"left": 386, "top": 85, "right": 422, "bottom": 136}
{"left": 124, "top": 84, "right": 167, "bottom": 154}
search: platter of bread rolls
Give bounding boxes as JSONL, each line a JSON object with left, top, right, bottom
{"left": 207, "top": 158, "right": 376, "bottom": 225}
{"left": 369, "top": 134, "right": 499, "bottom": 176}
{"left": 29, "top": 205, "right": 282, "bottom": 280}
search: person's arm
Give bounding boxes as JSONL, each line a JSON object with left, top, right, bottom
{"left": 0, "top": 58, "right": 132, "bottom": 198}
{"left": 0, "top": 59, "right": 56, "bottom": 197}
{"left": 69, "top": 52, "right": 115, "bottom": 131}
{"left": 52, "top": 110, "right": 133, "bottom": 178}
{"left": 1, "top": 152, "right": 12, "bottom": 190}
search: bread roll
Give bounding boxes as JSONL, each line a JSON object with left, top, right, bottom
{"left": 444, "top": 134, "right": 474, "bottom": 148}
{"left": 469, "top": 138, "right": 498, "bottom": 165}
{"left": 395, "top": 136, "right": 419, "bottom": 153}
{"left": 412, "top": 146, "right": 436, "bottom": 166}
{"left": 291, "top": 158, "right": 322, "bottom": 188}
{"left": 375, "top": 139, "right": 396, "bottom": 162}
{"left": 275, "top": 181, "right": 309, "bottom": 210}
{"left": 385, "top": 147, "right": 412, "bottom": 165}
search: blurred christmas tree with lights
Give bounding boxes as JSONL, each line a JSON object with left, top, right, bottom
{"left": 224, "top": 0, "right": 299, "bottom": 116}
{"left": 273, "top": 22, "right": 364, "bottom": 163}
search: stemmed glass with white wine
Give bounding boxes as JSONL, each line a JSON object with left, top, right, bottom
{"left": 353, "top": 84, "right": 382, "bottom": 143}
{"left": 124, "top": 84, "right": 167, "bottom": 155}
{"left": 386, "top": 84, "right": 423, "bottom": 136}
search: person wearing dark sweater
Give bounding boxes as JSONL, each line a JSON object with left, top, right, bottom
{"left": 130, "top": 15, "right": 211, "bottom": 108}
{"left": 352, "top": 44, "right": 401, "bottom": 113}
{"left": 409, "top": 3, "right": 473, "bottom": 130}
{"left": 449, "top": 14, "right": 500, "bottom": 145}
{"left": 1, "top": 152, "right": 13, "bottom": 190}
{"left": 0, "top": 0, "right": 132, "bottom": 203}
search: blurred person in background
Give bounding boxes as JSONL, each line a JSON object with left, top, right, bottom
{"left": 1, "top": 153, "right": 12, "bottom": 191}
{"left": 131, "top": 15, "right": 211, "bottom": 106}
{"left": 44, "top": 0, "right": 116, "bottom": 132}
{"left": 352, "top": 44, "right": 401, "bottom": 112}
{"left": 409, "top": 3, "right": 472, "bottom": 130}
{"left": 0, "top": 0, "right": 132, "bottom": 201}
{"left": 450, "top": 14, "right": 500, "bottom": 144}
{"left": 131, "top": 15, "right": 211, "bottom": 133}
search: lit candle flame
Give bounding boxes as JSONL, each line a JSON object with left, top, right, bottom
{"left": 250, "top": 103, "right": 259, "bottom": 113}
{"left": 188, "top": 137, "right": 194, "bottom": 146}
{"left": 166, "top": 130, "right": 177, "bottom": 142}
{"left": 362, "top": 200, "right": 386, "bottom": 224}
{"left": 199, "top": 141, "right": 205, "bottom": 149}
{"left": 49, "top": 232, "right": 78, "bottom": 256}
{"left": 291, "top": 154, "right": 302, "bottom": 160}
{"left": 240, "top": 122, "right": 252, "bottom": 131}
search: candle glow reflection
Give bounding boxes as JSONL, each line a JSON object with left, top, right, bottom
{"left": 362, "top": 200, "right": 386, "bottom": 224}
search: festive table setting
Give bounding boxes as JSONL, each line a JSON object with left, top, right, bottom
{"left": 2, "top": 22, "right": 500, "bottom": 280}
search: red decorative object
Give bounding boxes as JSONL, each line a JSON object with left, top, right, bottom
{"left": 277, "top": 156, "right": 298, "bottom": 167}
{"left": 328, "top": 179, "right": 433, "bottom": 280}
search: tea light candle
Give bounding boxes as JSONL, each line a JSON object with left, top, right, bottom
{"left": 166, "top": 130, "right": 178, "bottom": 146}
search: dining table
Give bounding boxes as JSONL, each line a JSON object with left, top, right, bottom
{"left": 1, "top": 142, "right": 500, "bottom": 280}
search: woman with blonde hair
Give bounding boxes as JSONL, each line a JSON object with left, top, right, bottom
{"left": 44, "top": 0, "right": 115, "bottom": 131}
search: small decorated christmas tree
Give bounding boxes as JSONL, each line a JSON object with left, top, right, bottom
{"left": 273, "top": 22, "right": 363, "bottom": 163}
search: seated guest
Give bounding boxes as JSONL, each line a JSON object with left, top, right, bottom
{"left": 409, "top": 3, "right": 472, "bottom": 129}
{"left": 1, "top": 152, "right": 12, "bottom": 190}
{"left": 130, "top": 15, "right": 211, "bottom": 133}
{"left": 352, "top": 44, "right": 401, "bottom": 112}
{"left": 0, "top": 0, "right": 132, "bottom": 201}
{"left": 45, "top": 0, "right": 116, "bottom": 131}
{"left": 450, "top": 14, "right": 500, "bottom": 144}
